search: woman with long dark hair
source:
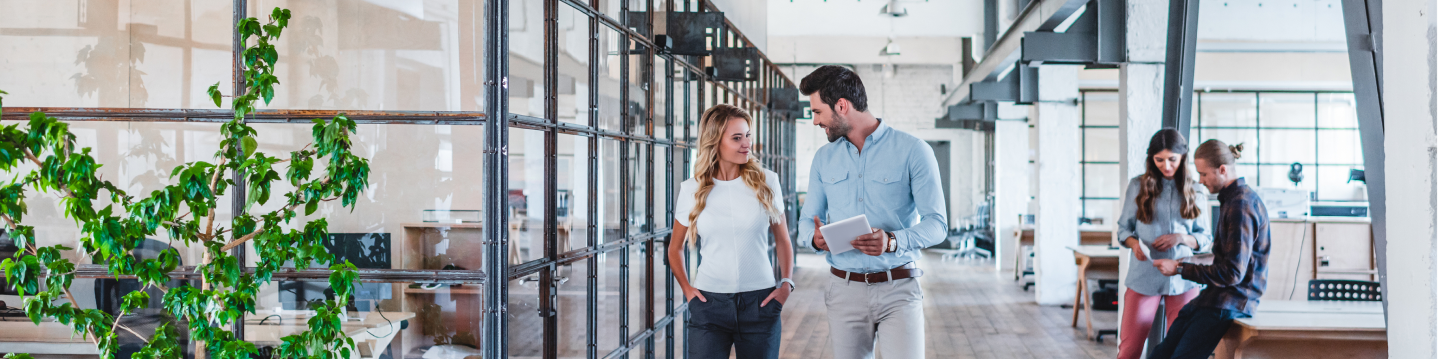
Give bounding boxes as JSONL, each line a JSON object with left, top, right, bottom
{"left": 1115, "top": 129, "right": 1212, "bottom": 359}
{"left": 667, "top": 104, "right": 794, "bottom": 359}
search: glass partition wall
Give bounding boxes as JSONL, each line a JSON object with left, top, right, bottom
{"left": 0, "top": 0, "right": 799, "bottom": 358}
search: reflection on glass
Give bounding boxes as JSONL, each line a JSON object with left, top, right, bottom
{"left": 1083, "top": 163, "right": 1120, "bottom": 199}
{"left": 1318, "top": 93, "right": 1359, "bottom": 128}
{"left": 599, "top": 27, "right": 625, "bottom": 131}
{"left": 602, "top": 139, "right": 623, "bottom": 242}
{"left": 556, "top": 258, "right": 589, "bottom": 358}
{"left": 628, "top": 144, "right": 650, "bottom": 234}
{"left": 511, "top": 127, "right": 549, "bottom": 265}
{"left": 252, "top": 279, "right": 480, "bottom": 359}
{"left": 248, "top": 0, "right": 485, "bottom": 111}
{"left": 0, "top": 1, "right": 233, "bottom": 109}
{"left": 654, "top": 56, "right": 669, "bottom": 140}
{"left": 560, "top": 133, "right": 593, "bottom": 253}
{"left": 559, "top": 4, "right": 591, "bottom": 126}
{"left": 627, "top": 244, "right": 648, "bottom": 337}
{"left": 1317, "top": 166, "right": 1366, "bottom": 201}
{"left": 651, "top": 241, "right": 674, "bottom": 328}
{"left": 628, "top": 43, "right": 651, "bottom": 136}
{"left": 509, "top": 276, "right": 543, "bottom": 357}
{"left": 653, "top": 144, "right": 671, "bottom": 232}
{"left": 597, "top": 249, "right": 623, "bottom": 355}
{"left": 510, "top": 0, "right": 546, "bottom": 117}
{"left": 1318, "top": 129, "right": 1363, "bottom": 165}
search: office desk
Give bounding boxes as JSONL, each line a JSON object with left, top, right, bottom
{"left": 1068, "top": 245, "right": 1122, "bottom": 339}
{"left": 1213, "top": 300, "right": 1385, "bottom": 359}
{"left": 0, "top": 311, "right": 415, "bottom": 359}
{"left": 1013, "top": 225, "right": 1114, "bottom": 281}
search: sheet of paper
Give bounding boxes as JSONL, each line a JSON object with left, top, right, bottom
{"left": 818, "top": 214, "right": 871, "bottom": 254}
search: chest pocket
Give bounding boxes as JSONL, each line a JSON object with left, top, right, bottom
{"left": 821, "top": 169, "right": 852, "bottom": 207}
{"left": 867, "top": 165, "right": 911, "bottom": 210}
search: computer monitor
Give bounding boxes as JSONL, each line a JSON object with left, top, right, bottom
{"left": 279, "top": 233, "right": 391, "bottom": 310}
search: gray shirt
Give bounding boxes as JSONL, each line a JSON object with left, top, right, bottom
{"left": 1117, "top": 176, "right": 1213, "bottom": 296}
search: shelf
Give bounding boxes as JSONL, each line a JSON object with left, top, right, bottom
{"left": 403, "top": 285, "right": 482, "bottom": 295}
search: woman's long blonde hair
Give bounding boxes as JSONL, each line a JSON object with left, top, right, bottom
{"left": 684, "top": 104, "right": 783, "bottom": 247}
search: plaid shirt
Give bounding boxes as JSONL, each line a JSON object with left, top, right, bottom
{"left": 1179, "top": 178, "right": 1270, "bottom": 316}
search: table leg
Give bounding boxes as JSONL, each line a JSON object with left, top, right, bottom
{"left": 1212, "top": 325, "right": 1256, "bottom": 359}
{"left": 1080, "top": 258, "right": 1094, "bottom": 336}
{"left": 1071, "top": 255, "right": 1087, "bottom": 328}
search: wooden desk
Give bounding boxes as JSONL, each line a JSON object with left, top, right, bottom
{"left": 1013, "top": 225, "right": 1115, "bottom": 281}
{"left": 1213, "top": 300, "right": 1386, "bottom": 359}
{"left": 0, "top": 311, "right": 415, "bottom": 359}
{"left": 1068, "top": 245, "right": 1123, "bottom": 339}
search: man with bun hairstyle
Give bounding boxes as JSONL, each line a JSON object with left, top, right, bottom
{"left": 1149, "top": 140, "right": 1271, "bottom": 359}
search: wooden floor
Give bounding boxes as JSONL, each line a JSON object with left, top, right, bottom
{"left": 777, "top": 252, "right": 1119, "bottom": 359}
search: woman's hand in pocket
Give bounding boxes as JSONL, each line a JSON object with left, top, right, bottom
{"left": 684, "top": 286, "right": 707, "bottom": 302}
{"left": 762, "top": 285, "right": 791, "bottom": 307}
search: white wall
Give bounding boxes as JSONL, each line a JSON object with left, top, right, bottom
{"left": 708, "top": 0, "right": 768, "bottom": 51}
{"left": 1380, "top": 0, "right": 1437, "bottom": 356}
{"left": 791, "top": 64, "right": 984, "bottom": 230}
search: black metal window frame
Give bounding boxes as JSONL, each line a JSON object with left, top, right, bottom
{"left": 0, "top": 0, "right": 799, "bottom": 358}
{"left": 1078, "top": 89, "right": 1364, "bottom": 219}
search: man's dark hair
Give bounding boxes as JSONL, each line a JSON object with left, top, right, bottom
{"left": 800, "top": 65, "right": 868, "bottom": 113}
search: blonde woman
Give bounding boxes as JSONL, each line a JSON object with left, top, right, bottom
{"left": 667, "top": 104, "right": 794, "bottom": 359}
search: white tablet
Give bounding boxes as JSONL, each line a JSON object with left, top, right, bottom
{"left": 818, "top": 214, "right": 871, "bottom": 254}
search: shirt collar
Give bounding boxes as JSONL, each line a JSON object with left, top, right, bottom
{"left": 843, "top": 118, "right": 891, "bottom": 150}
{"left": 1219, "top": 178, "right": 1248, "bottom": 203}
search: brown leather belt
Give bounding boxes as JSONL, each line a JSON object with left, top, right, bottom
{"left": 831, "top": 262, "right": 923, "bottom": 284}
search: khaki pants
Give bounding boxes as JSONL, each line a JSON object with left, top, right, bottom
{"left": 824, "top": 275, "right": 926, "bottom": 359}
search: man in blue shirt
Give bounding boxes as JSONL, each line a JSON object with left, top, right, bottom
{"left": 798, "top": 65, "right": 947, "bottom": 359}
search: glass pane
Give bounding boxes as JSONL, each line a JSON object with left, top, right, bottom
{"left": 1082, "top": 128, "right": 1119, "bottom": 163}
{"left": 599, "top": 27, "right": 625, "bottom": 132}
{"left": 597, "top": 248, "right": 623, "bottom": 355}
{"left": 560, "top": 133, "right": 592, "bottom": 254}
{"left": 1082, "top": 92, "right": 1120, "bottom": 126}
{"left": 627, "top": 243, "right": 649, "bottom": 337}
{"left": 1198, "top": 128, "right": 1259, "bottom": 164}
{"left": 602, "top": 139, "right": 624, "bottom": 242}
{"left": 511, "top": 127, "right": 548, "bottom": 265}
{"left": 509, "top": 276, "right": 543, "bottom": 357}
{"left": 655, "top": 56, "right": 670, "bottom": 140}
{"left": 1199, "top": 93, "right": 1257, "bottom": 128}
{"left": 1317, "top": 166, "right": 1367, "bottom": 201}
{"left": 1318, "top": 93, "right": 1360, "bottom": 128}
{"left": 654, "top": 144, "right": 671, "bottom": 232}
{"left": 1258, "top": 164, "right": 1316, "bottom": 193}
{"left": 1258, "top": 129, "right": 1316, "bottom": 165}
{"left": 629, "top": 143, "right": 649, "bottom": 234}
{"left": 629, "top": 43, "right": 651, "bottom": 136}
{"left": 652, "top": 240, "right": 674, "bottom": 328}
{"left": 252, "top": 279, "right": 478, "bottom": 359}
{"left": 557, "top": 258, "right": 591, "bottom": 359}
{"left": 559, "top": 4, "right": 591, "bottom": 126}
{"left": 1083, "top": 199, "right": 1119, "bottom": 225}
{"left": 509, "top": 0, "right": 546, "bottom": 117}
{"left": 1318, "top": 129, "right": 1364, "bottom": 165}
{"left": 1083, "top": 163, "right": 1120, "bottom": 199}
{"left": 250, "top": 0, "right": 485, "bottom": 111}
{"left": 0, "top": 1, "right": 234, "bottom": 109}
{"left": 1259, "top": 93, "right": 1316, "bottom": 128}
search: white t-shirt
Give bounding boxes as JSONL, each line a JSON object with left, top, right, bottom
{"left": 673, "top": 169, "right": 786, "bottom": 293}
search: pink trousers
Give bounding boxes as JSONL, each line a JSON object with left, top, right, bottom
{"left": 1117, "top": 287, "right": 1200, "bottom": 359}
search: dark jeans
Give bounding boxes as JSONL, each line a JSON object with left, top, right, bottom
{"left": 687, "top": 288, "right": 783, "bottom": 359}
{"left": 1148, "top": 303, "right": 1251, "bottom": 359}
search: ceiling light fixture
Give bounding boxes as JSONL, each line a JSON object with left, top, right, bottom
{"left": 879, "top": 38, "right": 902, "bottom": 56}
{"left": 880, "top": 0, "right": 908, "bottom": 17}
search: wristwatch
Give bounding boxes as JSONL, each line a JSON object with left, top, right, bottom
{"left": 885, "top": 232, "right": 898, "bottom": 253}
{"left": 776, "top": 278, "right": 795, "bottom": 290}
{"left": 1174, "top": 262, "right": 1186, "bottom": 275}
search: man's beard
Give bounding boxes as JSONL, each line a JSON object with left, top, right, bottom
{"left": 824, "top": 113, "right": 851, "bottom": 143}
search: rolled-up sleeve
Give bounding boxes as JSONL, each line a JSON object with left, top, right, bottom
{"left": 799, "top": 160, "right": 828, "bottom": 253}
{"left": 894, "top": 142, "right": 947, "bottom": 253}
{"left": 1117, "top": 178, "right": 1140, "bottom": 248}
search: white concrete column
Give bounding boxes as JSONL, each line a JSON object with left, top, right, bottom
{"left": 994, "top": 119, "right": 1030, "bottom": 272}
{"left": 1381, "top": 0, "right": 1437, "bottom": 356}
{"left": 1114, "top": 0, "right": 1170, "bottom": 336}
{"left": 1034, "top": 65, "right": 1082, "bottom": 305}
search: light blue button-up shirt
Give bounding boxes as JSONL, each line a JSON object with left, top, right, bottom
{"left": 799, "top": 120, "right": 948, "bottom": 273}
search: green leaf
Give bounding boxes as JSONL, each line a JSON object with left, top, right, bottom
{"left": 304, "top": 200, "right": 318, "bottom": 216}
{"left": 207, "top": 82, "right": 223, "bottom": 108}
{"left": 242, "top": 137, "right": 257, "bottom": 159}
